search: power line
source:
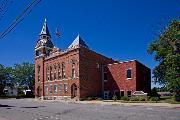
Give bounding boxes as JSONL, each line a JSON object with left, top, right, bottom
{"left": 0, "top": 0, "right": 13, "bottom": 21}
{"left": 0, "top": 0, "right": 42, "bottom": 39}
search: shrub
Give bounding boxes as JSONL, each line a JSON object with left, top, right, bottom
{"left": 130, "top": 96, "right": 139, "bottom": 101}
{"left": 112, "top": 95, "right": 117, "bottom": 101}
{"left": 16, "top": 93, "right": 25, "bottom": 99}
{"left": 174, "top": 89, "right": 180, "bottom": 101}
{"left": 150, "top": 97, "right": 159, "bottom": 101}
{"left": 96, "top": 97, "right": 103, "bottom": 100}
{"left": 121, "top": 96, "right": 130, "bottom": 101}
{"left": 86, "top": 97, "right": 93, "bottom": 101}
{"left": 139, "top": 96, "right": 146, "bottom": 101}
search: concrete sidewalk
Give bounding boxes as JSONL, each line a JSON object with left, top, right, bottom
{"left": 74, "top": 100, "right": 180, "bottom": 108}
{"left": 33, "top": 98, "right": 180, "bottom": 108}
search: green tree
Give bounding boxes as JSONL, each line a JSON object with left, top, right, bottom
{"left": 0, "top": 64, "right": 12, "bottom": 95}
{"left": 12, "top": 62, "right": 35, "bottom": 91}
{"left": 148, "top": 20, "right": 180, "bottom": 101}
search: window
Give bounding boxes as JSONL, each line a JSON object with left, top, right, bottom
{"left": 62, "top": 63, "right": 66, "bottom": 79}
{"left": 54, "top": 65, "right": 56, "bottom": 80}
{"left": 72, "top": 69, "right": 75, "bottom": 79}
{"left": 127, "top": 69, "right": 132, "bottom": 79}
{"left": 96, "top": 63, "right": 100, "bottom": 68}
{"left": 72, "top": 60, "right": 75, "bottom": 79}
{"left": 59, "top": 84, "right": 63, "bottom": 92}
{"left": 120, "top": 91, "right": 124, "bottom": 97}
{"left": 64, "top": 84, "right": 68, "bottom": 93}
{"left": 46, "top": 67, "right": 48, "bottom": 81}
{"left": 38, "top": 65, "right": 40, "bottom": 74}
{"left": 50, "top": 84, "right": 52, "bottom": 93}
{"left": 54, "top": 84, "right": 58, "bottom": 94}
{"left": 45, "top": 85, "right": 48, "bottom": 95}
{"left": 127, "top": 91, "right": 131, "bottom": 97}
{"left": 47, "top": 66, "right": 50, "bottom": 81}
{"left": 58, "top": 64, "right": 61, "bottom": 79}
{"left": 46, "top": 50, "right": 50, "bottom": 56}
{"left": 37, "top": 65, "right": 40, "bottom": 81}
{"left": 103, "top": 72, "right": 108, "bottom": 82}
{"left": 50, "top": 66, "right": 52, "bottom": 81}
{"left": 36, "top": 51, "right": 42, "bottom": 56}
{"left": 38, "top": 76, "right": 40, "bottom": 82}
{"left": 42, "top": 35, "right": 46, "bottom": 39}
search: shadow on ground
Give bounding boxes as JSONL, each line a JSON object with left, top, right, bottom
{"left": 0, "top": 104, "right": 14, "bottom": 107}
{"left": 20, "top": 106, "right": 46, "bottom": 109}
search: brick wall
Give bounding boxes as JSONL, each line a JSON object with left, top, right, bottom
{"left": 35, "top": 47, "right": 151, "bottom": 100}
{"left": 136, "top": 61, "right": 151, "bottom": 94}
{"left": 35, "top": 57, "right": 44, "bottom": 97}
{"left": 35, "top": 48, "right": 80, "bottom": 99}
{"left": 105, "top": 60, "right": 151, "bottom": 97}
{"left": 79, "top": 47, "right": 114, "bottom": 99}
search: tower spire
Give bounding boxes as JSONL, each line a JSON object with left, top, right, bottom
{"left": 40, "top": 18, "right": 51, "bottom": 37}
{"left": 35, "top": 19, "right": 54, "bottom": 50}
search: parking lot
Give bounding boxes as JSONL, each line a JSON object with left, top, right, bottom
{"left": 0, "top": 99, "right": 179, "bottom": 120}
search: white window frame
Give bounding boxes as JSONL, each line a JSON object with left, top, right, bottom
{"left": 45, "top": 85, "right": 48, "bottom": 95}
{"left": 64, "top": 83, "right": 68, "bottom": 93}
{"left": 50, "top": 84, "right": 52, "bottom": 94}
{"left": 54, "top": 84, "right": 58, "bottom": 94}
{"left": 59, "top": 84, "right": 63, "bottom": 92}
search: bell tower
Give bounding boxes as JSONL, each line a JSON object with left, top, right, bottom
{"left": 35, "top": 19, "right": 54, "bottom": 57}
{"left": 35, "top": 19, "right": 54, "bottom": 99}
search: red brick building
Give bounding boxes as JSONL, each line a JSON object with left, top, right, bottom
{"left": 35, "top": 19, "right": 151, "bottom": 100}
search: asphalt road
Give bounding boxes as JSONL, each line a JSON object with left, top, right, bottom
{"left": 0, "top": 99, "right": 179, "bottom": 120}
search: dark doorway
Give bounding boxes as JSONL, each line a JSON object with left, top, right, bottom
{"left": 37, "top": 86, "right": 42, "bottom": 97}
{"left": 71, "top": 83, "right": 77, "bottom": 98}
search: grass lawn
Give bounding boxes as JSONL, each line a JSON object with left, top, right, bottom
{"left": 102, "top": 96, "right": 180, "bottom": 104}
{"left": 159, "top": 96, "right": 180, "bottom": 104}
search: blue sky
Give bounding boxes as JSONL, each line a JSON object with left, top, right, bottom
{"left": 0, "top": 0, "right": 179, "bottom": 87}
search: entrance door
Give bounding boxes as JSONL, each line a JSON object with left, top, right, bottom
{"left": 71, "top": 84, "right": 77, "bottom": 98}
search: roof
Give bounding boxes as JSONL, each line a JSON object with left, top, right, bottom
{"left": 35, "top": 19, "right": 54, "bottom": 49}
{"left": 68, "top": 34, "right": 89, "bottom": 49}
{"left": 40, "top": 19, "right": 51, "bottom": 36}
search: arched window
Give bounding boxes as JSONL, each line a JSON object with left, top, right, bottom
{"left": 71, "top": 60, "right": 75, "bottom": 79}
{"left": 54, "top": 64, "right": 56, "bottom": 80}
{"left": 37, "top": 65, "right": 40, "bottom": 81}
{"left": 46, "top": 66, "right": 48, "bottom": 81}
{"left": 47, "top": 66, "right": 50, "bottom": 80}
{"left": 58, "top": 63, "right": 61, "bottom": 79}
{"left": 50, "top": 66, "right": 52, "bottom": 81}
{"left": 62, "top": 62, "right": 66, "bottom": 79}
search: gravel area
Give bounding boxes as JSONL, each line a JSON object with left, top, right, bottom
{"left": 0, "top": 99, "right": 179, "bottom": 120}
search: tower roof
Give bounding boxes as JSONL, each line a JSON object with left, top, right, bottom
{"left": 35, "top": 19, "right": 54, "bottom": 49}
{"left": 40, "top": 19, "right": 51, "bottom": 36}
{"left": 68, "top": 34, "right": 89, "bottom": 49}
